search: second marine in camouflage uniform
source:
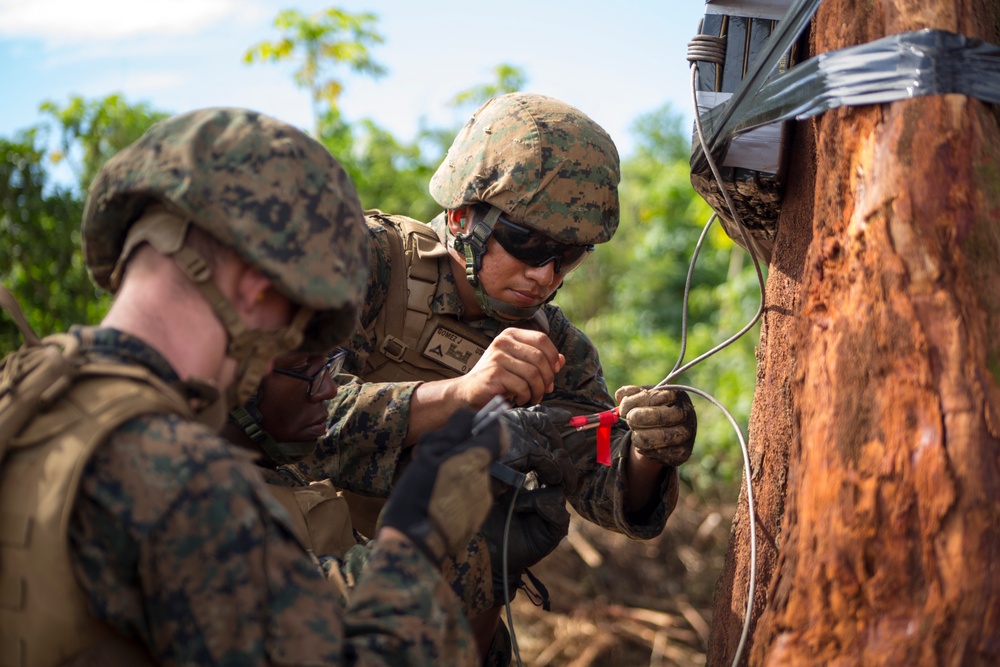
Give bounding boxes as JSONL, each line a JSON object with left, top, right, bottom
{"left": 292, "top": 94, "right": 700, "bottom": 640}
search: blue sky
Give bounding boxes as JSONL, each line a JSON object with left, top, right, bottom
{"left": 0, "top": 0, "right": 708, "bottom": 159}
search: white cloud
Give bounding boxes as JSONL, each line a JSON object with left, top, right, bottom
{"left": 0, "top": 0, "right": 237, "bottom": 41}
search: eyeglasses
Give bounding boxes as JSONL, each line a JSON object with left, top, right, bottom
{"left": 491, "top": 215, "right": 594, "bottom": 275}
{"left": 273, "top": 348, "right": 347, "bottom": 398}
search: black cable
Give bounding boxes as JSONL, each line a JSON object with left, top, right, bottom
{"left": 501, "top": 484, "right": 524, "bottom": 667}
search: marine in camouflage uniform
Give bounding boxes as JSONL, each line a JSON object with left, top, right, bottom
{"left": 220, "top": 352, "right": 499, "bottom": 661}
{"left": 291, "top": 94, "right": 699, "bottom": 660}
{"left": 221, "top": 351, "right": 372, "bottom": 576}
{"left": 0, "top": 108, "right": 499, "bottom": 666}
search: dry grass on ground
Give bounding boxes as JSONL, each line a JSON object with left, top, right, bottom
{"left": 505, "top": 492, "right": 736, "bottom": 667}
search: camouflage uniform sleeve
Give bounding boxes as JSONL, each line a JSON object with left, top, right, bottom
{"left": 345, "top": 534, "right": 479, "bottom": 663}
{"left": 542, "top": 306, "right": 676, "bottom": 540}
{"left": 68, "top": 414, "right": 477, "bottom": 666}
{"left": 294, "top": 220, "right": 416, "bottom": 495}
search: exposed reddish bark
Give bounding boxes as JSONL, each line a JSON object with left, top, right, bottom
{"left": 708, "top": 0, "right": 1000, "bottom": 664}
{"left": 705, "top": 118, "right": 816, "bottom": 666}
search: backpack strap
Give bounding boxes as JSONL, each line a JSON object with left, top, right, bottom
{"left": 0, "top": 327, "right": 208, "bottom": 461}
{"left": 0, "top": 333, "right": 79, "bottom": 457}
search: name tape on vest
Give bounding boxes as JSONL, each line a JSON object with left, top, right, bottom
{"left": 422, "top": 326, "right": 485, "bottom": 373}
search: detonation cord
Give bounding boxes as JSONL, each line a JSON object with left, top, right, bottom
{"left": 649, "top": 41, "right": 768, "bottom": 667}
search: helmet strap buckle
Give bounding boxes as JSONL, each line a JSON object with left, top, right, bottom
{"left": 451, "top": 206, "right": 542, "bottom": 322}
{"left": 453, "top": 206, "right": 502, "bottom": 288}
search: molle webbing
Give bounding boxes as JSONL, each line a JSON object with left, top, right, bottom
{"left": 0, "top": 341, "right": 192, "bottom": 667}
{"left": 364, "top": 212, "right": 472, "bottom": 380}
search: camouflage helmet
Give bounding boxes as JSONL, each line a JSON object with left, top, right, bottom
{"left": 82, "top": 107, "right": 368, "bottom": 350}
{"left": 429, "top": 92, "right": 621, "bottom": 245}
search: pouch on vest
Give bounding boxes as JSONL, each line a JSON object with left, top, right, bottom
{"left": 266, "top": 480, "right": 357, "bottom": 558}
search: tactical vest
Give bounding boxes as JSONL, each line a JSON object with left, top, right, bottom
{"left": 363, "top": 212, "right": 549, "bottom": 385}
{"left": 347, "top": 214, "right": 551, "bottom": 537}
{"left": 0, "top": 333, "right": 195, "bottom": 667}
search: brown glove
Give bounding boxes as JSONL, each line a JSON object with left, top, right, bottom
{"left": 615, "top": 385, "right": 697, "bottom": 466}
{"left": 380, "top": 408, "right": 502, "bottom": 565}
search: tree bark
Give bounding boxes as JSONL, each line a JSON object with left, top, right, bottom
{"left": 707, "top": 1, "right": 1000, "bottom": 664}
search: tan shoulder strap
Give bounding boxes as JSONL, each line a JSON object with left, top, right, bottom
{"left": 2, "top": 333, "right": 196, "bottom": 457}
{"left": 0, "top": 284, "right": 41, "bottom": 346}
{"left": 399, "top": 217, "right": 449, "bottom": 347}
{"left": 363, "top": 212, "right": 449, "bottom": 367}
{"left": 10, "top": 364, "right": 195, "bottom": 451}
{"left": 0, "top": 333, "right": 79, "bottom": 454}
{"left": 364, "top": 212, "right": 408, "bottom": 359}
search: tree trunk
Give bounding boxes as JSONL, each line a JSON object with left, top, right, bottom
{"left": 707, "top": 1, "right": 1000, "bottom": 664}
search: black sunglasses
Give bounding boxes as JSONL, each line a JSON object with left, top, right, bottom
{"left": 491, "top": 215, "right": 594, "bottom": 275}
{"left": 273, "top": 349, "right": 347, "bottom": 398}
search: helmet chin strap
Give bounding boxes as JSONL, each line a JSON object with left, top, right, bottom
{"left": 230, "top": 395, "right": 317, "bottom": 466}
{"left": 452, "top": 205, "right": 542, "bottom": 322}
{"left": 116, "top": 209, "right": 313, "bottom": 413}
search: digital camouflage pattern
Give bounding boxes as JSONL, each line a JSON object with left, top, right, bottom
{"left": 294, "top": 215, "right": 676, "bottom": 547}
{"left": 428, "top": 93, "right": 621, "bottom": 245}
{"left": 82, "top": 107, "right": 369, "bottom": 348}
{"left": 67, "top": 326, "right": 478, "bottom": 666}
{"left": 266, "top": 459, "right": 499, "bottom": 655}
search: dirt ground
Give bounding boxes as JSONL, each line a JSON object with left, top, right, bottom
{"left": 507, "top": 492, "right": 737, "bottom": 667}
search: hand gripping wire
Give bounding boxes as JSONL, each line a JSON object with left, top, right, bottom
{"left": 654, "top": 24, "right": 773, "bottom": 667}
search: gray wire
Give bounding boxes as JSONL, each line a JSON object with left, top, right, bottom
{"left": 663, "top": 56, "right": 767, "bottom": 667}
{"left": 659, "top": 65, "right": 766, "bottom": 386}
{"left": 661, "top": 383, "right": 757, "bottom": 667}
{"left": 668, "top": 211, "right": 718, "bottom": 377}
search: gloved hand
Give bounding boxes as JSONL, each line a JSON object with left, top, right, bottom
{"left": 379, "top": 408, "right": 501, "bottom": 566}
{"left": 481, "top": 407, "right": 576, "bottom": 604}
{"left": 615, "top": 385, "right": 697, "bottom": 466}
{"left": 480, "top": 485, "right": 570, "bottom": 603}
{"left": 497, "top": 406, "right": 578, "bottom": 494}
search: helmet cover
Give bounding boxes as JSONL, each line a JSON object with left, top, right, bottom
{"left": 429, "top": 92, "right": 621, "bottom": 245}
{"left": 83, "top": 107, "right": 369, "bottom": 349}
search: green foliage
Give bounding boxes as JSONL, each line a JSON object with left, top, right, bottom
{"left": 315, "top": 61, "right": 529, "bottom": 223}
{"left": 0, "top": 132, "right": 105, "bottom": 352}
{"left": 244, "top": 7, "right": 386, "bottom": 132}
{"left": 1, "top": 95, "right": 167, "bottom": 354}
{"left": 558, "top": 103, "right": 762, "bottom": 496}
{"left": 246, "top": 4, "right": 528, "bottom": 224}
{"left": 38, "top": 94, "right": 169, "bottom": 192}
{"left": 318, "top": 109, "right": 440, "bottom": 220}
